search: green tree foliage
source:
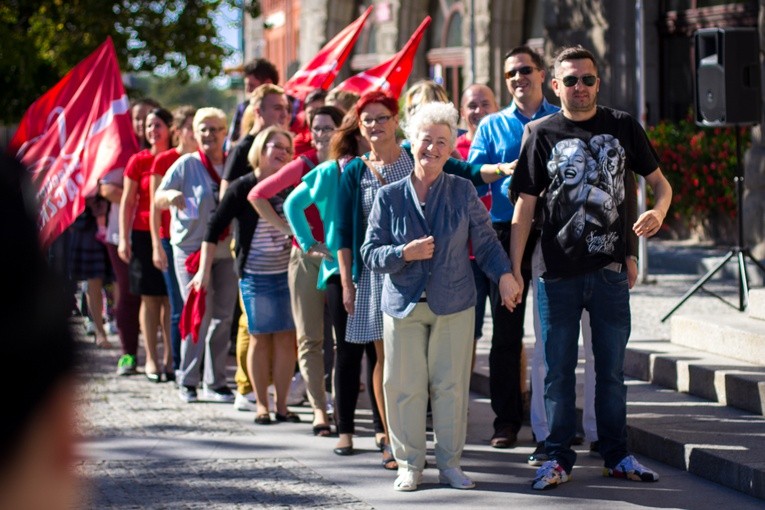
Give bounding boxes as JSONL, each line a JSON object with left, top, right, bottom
{"left": 130, "top": 75, "right": 238, "bottom": 114}
{"left": 0, "top": 0, "right": 233, "bottom": 123}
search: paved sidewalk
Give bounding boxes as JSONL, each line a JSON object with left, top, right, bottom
{"left": 74, "top": 240, "right": 765, "bottom": 509}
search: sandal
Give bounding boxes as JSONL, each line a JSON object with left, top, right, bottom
{"left": 313, "top": 424, "right": 332, "bottom": 437}
{"left": 274, "top": 411, "right": 301, "bottom": 423}
{"left": 382, "top": 444, "right": 398, "bottom": 471}
{"left": 254, "top": 413, "right": 272, "bottom": 425}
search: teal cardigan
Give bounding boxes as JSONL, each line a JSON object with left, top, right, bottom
{"left": 283, "top": 159, "right": 343, "bottom": 290}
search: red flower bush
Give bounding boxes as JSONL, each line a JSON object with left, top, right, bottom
{"left": 647, "top": 112, "right": 749, "bottom": 232}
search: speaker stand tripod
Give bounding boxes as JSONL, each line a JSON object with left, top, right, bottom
{"left": 661, "top": 126, "right": 765, "bottom": 322}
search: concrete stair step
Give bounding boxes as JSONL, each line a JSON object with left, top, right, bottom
{"left": 625, "top": 338, "right": 765, "bottom": 416}
{"left": 670, "top": 314, "right": 765, "bottom": 365}
{"left": 750, "top": 288, "right": 765, "bottom": 321}
{"left": 626, "top": 380, "right": 765, "bottom": 501}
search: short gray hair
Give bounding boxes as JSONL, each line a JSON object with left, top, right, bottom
{"left": 404, "top": 101, "right": 459, "bottom": 146}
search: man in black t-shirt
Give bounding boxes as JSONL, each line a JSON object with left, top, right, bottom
{"left": 510, "top": 46, "right": 672, "bottom": 490}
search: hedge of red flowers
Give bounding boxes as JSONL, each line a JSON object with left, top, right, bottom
{"left": 647, "top": 112, "right": 750, "bottom": 230}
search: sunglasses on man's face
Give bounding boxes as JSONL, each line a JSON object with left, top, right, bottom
{"left": 559, "top": 75, "right": 598, "bottom": 88}
{"left": 504, "top": 66, "right": 538, "bottom": 79}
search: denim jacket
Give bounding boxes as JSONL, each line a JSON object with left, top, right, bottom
{"left": 361, "top": 172, "right": 512, "bottom": 319}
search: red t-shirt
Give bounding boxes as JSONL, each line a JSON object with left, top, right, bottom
{"left": 150, "top": 148, "right": 182, "bottom": 239}
{"left": 455, "top": 133, "right": 472, "bottom": 161}
{"left": 124, "top": 149, "right": 156, "bottom": 231}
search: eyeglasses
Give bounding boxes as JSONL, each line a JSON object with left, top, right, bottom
{"left": 360, "top": 115, "right": 392, "bottom": 127}
{"left": 504, "top": 66, "right": 538, "bottom": 79}
{"left": 559, "top": 75, "right": 598, "bottom": 87}
{"left": 311, "top": 126, "right": 335, "bottom": 135}
{"left": 265, "top": 142, "right": 294, "bottom": 155}
{"left": 197, "top": 126, "right": 225, "bottom": 135}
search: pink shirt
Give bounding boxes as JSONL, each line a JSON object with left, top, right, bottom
{"left": 248, "top": 149, "right": 324, "bottom": 247}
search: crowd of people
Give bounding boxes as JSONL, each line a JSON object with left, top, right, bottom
{"left": 58, "top": 44, "right": 672, "bottom": 493}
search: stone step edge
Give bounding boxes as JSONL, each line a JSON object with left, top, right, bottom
{"left": 627, "top": 423, "right": 765, "bottom": 500}
{"left": 624, "top": 345, "right": 765, "bottom": 416}
{"left": 670, "top": 314, "right": 765, "bottom": 366}
{"left": 749, "top": 288, "right": 765, "bottom": 321}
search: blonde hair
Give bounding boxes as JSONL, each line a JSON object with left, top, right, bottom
{"left": 247, "top": 126, "right": 294, "bottom": 171}
{"left": 192, "top": 107, "right": 227, "bottom": 132}
{"left": 249, "top": 83, "right": 286, "bottom": 109}
{"left": 404, "top": 80, "right": 450, "bottom": 118}
{"left": 239, "top": 102, "right": 256, "bottom": 137}
{"left": 326, "top": 88, "right": 360, "bottom": 113}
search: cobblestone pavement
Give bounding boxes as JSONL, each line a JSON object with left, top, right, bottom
{"left": 75, "top": 341, "right": 372, "bottom": 510}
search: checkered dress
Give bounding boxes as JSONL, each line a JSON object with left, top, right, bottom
{"left": 345, "top": 151, "right": 414, "bottom": 344}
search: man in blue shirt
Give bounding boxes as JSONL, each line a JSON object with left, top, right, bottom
{"left": 468, "top": 46, "right": 559, "bottom": 450}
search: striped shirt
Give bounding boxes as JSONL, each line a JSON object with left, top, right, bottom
{"left": 243, "top": 196, "right": 291, "bottom": 274}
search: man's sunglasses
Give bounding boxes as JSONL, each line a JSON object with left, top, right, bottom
{"left": 559, "top": 75, "right": 598, "bottom": 87}
{"left": 504, "top": 66, "right": 538, "bottom": 79}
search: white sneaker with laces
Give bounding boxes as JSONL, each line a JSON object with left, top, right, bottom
{"left": 234, "top": 391, "right": 257, "bottom": 411}
{"left": 393, "top": 470, "right": 422, "bottom": 492}
{"left": 532, "top": 459, "right": 570, "bottom": 490}
{"left": 604, "top": 454, "right": 659, "bottom": 482}
{"left": 438, "top": 467, "right": 475, "bottom": 489}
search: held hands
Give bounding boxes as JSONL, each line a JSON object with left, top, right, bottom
{"left": 497, "top": 160, "right": 518, "bottom": 177}
{"left": 633, "top": 209, "right": 665, "bottom": 237}
{"left": 307, "top": 242, "right": 333, "bottom": 261}
{"left": 499, "top": 273, "right": 522, "bottom": 311}
{"left": 403, "top": 236, "right": 435, "bottom": 262}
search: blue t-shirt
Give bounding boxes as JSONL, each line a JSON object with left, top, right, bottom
{"left": 468, "top": 98, "right": 560, "bottom": 223}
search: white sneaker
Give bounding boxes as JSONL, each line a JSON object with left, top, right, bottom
{"left": 438, "top": 467, "right": 475, "bottom": 489}
{"left": 84, "top": 319, "right": 95, "bottom": 335}
{"left": 393, "top": 470, "right": 422, "bottom": 492}
{"left": 106, "top": 319, "right": 118, "bottom": 335}
{"left": 234, "top": 392, "right": 257, "bottom": 412}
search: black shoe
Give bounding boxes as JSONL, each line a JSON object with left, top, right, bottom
{"left": 333, "top": 445, "right": 354, "bottom": 456}
{"left": 274, "top": 411, "right": 301, "bottom": 423}
{"left": 527, "top": 441, "right": 549, "bottom": 466}
{"left": 163, "top": 371, "right": 176, "bottom": 383}
{"left": 490, "top": 427, "right": 518, "bottom": 449}
{"left": 145, "top": 372, "right": 161, "bottom": 383}
{"left": 589, "top": 440, "right": 602, "bottom": 458}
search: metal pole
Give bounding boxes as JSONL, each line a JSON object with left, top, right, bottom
{"left": 635, "top": 0, "right": 650, "bottom": 283}
{"left": 470, "top": 0, "right": 476, "bottom": 83}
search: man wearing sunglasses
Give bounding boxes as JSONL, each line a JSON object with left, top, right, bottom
{"left": 510, "top": 46, "right": 672, "bottom": 490}
{"left": 468, "top": 46, "right": 559, "bottom": 452}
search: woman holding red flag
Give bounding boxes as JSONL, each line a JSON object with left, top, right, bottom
{"left": 154, "top": 108, "right": 238, "bottom": 404}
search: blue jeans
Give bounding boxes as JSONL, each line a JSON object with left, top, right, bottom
{"left": 161, "top": 239, "right": 183, "bottom": 371}
{"left": 537, "top": 266, "right": 631, "bottom": 472}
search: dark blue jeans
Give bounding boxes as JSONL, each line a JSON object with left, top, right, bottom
{"left": 161, "top": 238, "right": 183, "bottom": 371}
{"left": 537, "top": 266, "right": 631, "bottom": 472}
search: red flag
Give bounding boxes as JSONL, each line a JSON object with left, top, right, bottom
{"left": 283, "top": 6, "right": 373, "bottom": 101}
{"left": 333, "top": 17, "right": 431, "bottom": 99}
{"left": 8, "top": 37, "right": 138, "bottom": 248}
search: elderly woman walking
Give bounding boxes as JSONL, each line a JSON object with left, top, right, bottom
{"left": 361, "top": 102, "right": 521, "bottom": 492}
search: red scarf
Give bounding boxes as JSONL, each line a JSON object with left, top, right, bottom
{"left": 198, "top": 148, "right": 230, "bottom": 240}
{"left": 198, "top": 148, "right": 224, "bottom": 184}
